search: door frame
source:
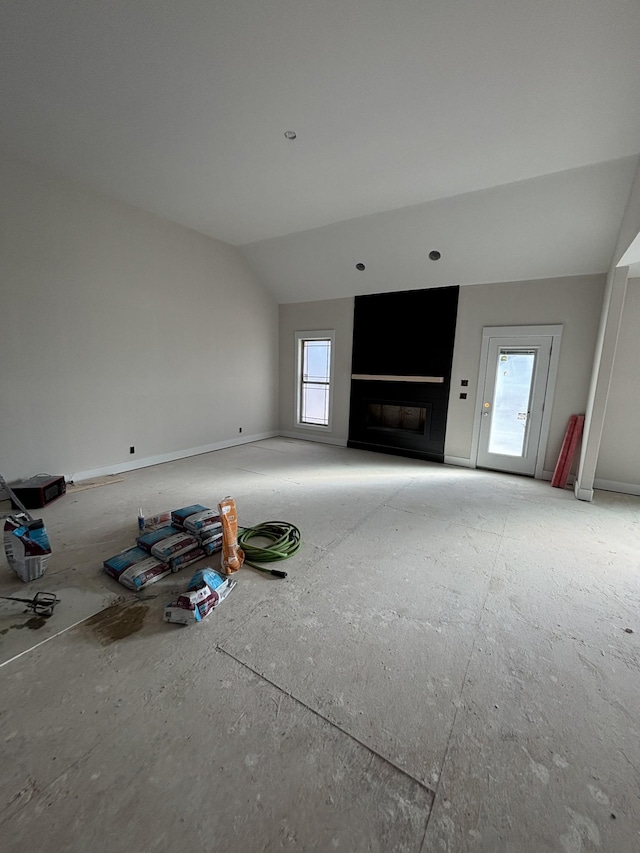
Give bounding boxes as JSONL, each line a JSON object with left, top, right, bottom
{"left": 470, "top": 325, "right": 563, "bottom": 478}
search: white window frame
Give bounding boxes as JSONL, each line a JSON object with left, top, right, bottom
{"left": 294, "top": 330, "right": 335, "bottom": 431}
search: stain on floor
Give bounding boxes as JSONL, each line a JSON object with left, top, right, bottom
{"left": 24, "top": 615, "right": 48, "bottom": 630}
{"left": 0, "top": 614, "right": 49, "bottom": 634}
{"left": 85, "top": 602, "right": 149, "bottom": 643}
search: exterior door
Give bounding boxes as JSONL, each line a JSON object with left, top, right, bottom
{"left": 476, "top": 335, "right": 554, "bottom": 476}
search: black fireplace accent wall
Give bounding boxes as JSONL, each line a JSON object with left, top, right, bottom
{"left": 348, "top": 286, "right": 459, "bottom": 462}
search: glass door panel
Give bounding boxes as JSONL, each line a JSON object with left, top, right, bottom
{"left": 487, "top": 350, "right": 536, "bottom": 457}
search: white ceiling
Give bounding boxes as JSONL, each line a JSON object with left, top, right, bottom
{"left": 243, "top": 157, "right": 639, "bottom": 303}
{"left": 2, "top": 1, "right": 640, "bottom": 301}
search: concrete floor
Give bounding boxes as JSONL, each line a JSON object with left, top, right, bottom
{"left": 1, "top": 437, "right": 639, "bottom": 852}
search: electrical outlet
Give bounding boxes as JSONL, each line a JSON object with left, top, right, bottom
{"left": 459, "top": 393, "right": 467, "bottom": 400}
{"left": 461, "top": 379, "right": 469, "bottom": 387}
{"left": 130, "top": 446, "right": 135, "bottom": 454}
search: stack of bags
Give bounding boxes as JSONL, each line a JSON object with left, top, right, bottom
{"left": 173, "top": 506, "right": 223, "bottom": 556}
{"left": 103, "top": 503, "right": 223, "bottom": 591}
{"left": 103, "top": 544, "right": 169, "bottom": 590}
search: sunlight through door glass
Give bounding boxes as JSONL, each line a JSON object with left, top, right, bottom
{"left": 488, "top": 351, "right": 535, "bottom": 456}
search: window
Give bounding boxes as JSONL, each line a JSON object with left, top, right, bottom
{"left": 295, "top": 331, "right": 335, "bottom": 429}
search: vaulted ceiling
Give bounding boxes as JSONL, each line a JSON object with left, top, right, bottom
{"left": 2, "top": 1, "right": 640, "bottom": 301}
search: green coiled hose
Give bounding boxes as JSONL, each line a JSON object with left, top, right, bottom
{"left": 237, "top": 521, "right": 301, "bottom": 577}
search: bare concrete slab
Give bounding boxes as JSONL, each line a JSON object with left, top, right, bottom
{"left": 306, "top": 504, "right": 501, "bottom": 622}
{"left": 0, "top": 582, "right": 120, "bottom": 668}
{"left": 2, "top": 627, "right": 432, "bottom": 853}
{"left": 386, "top": 469, "right": 518, "bottom": 536}
{"left": 234, "top": 474, "right": 422, "bottom": 551}
{"left": 502, "top": 488, "right": 640, "bottom": 549}
{"left": 217, "top": 504, "right": 499, "bottom": 787}
{"left": 421, "top": 623, "right": 640, "bottom": 853}
{"left": 1, "top": 439, "right": 639, "bottom": 853}
{"left": 485, "top": 534, "right": 640, "bottom": 654}
{"left": 221, "top": 597, "right": 476, "bottom": 790}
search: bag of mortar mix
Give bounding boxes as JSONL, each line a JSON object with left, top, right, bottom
{"left": 103, "top": 546, "right": 150, "bottom": 581}
{"left": 218, "top": 496, "right": 244, "bottom": 575}
{"left": 136, "top": 525, "right": 178, "bottom": 552}
{"left": 164, "top": 568, "right": 236, "bottom": 624}
{"left": 118, "top": 556, "right": 170, "bottom": 591}
{"left": 170, "top": 504, "right": 209, "bottom": 530}
{"left": 150, "top": 531, "right": 200, "bottom": 562}
{"left": 4, "top": 514, "right": 52, "bottom": 582}
{"left": 169, "top": 547, "right": 205, "bottom": 573}
{"left": 200, "top": 530, "right": 223, "bottom": 555}
{"left": 184, "top": 509, "right": 221, "bottom": 535}
{"left": 144, "top": 511, "right": 173, "bottom": 530}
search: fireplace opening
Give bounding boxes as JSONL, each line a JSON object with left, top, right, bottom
{"left": 366, "top": 403, "right": 427, "bottom": 434}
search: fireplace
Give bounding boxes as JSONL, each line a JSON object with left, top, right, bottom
{"left": 367, "top": 402, "right": 427, "bottom": 433}
{"left": 348, "top": 378, "right": 445, "bottom": 461}
{"left": 347, "top": 287, "right": 459, "bottom": 462}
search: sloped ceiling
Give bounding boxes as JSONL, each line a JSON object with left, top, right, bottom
{"left": 2, "top": 1, "right": 640, "bottom": 301}
{"left": 242, "top": 157, "right": 639, "bottom": 302}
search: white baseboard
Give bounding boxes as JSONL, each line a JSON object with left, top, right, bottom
{"left": 279, "top": 431, "right": 348, "bottom": 447}
{"left": 66, "top": 431, "right": 279, "bottom": 483}
{"left": 444, "top": 456, "right": 472, "bottom": 468}
{"left": 593, "top": 478, "right": 640, "bottom": 497}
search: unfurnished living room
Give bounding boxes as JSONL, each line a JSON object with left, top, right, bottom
{"left": 1, "top": 2, "right": 640, "bottom": 852}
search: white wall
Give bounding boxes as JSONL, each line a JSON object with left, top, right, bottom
{"left": 446, "top": 275, "right": 605, "bottom": 470}
{"left": 277, "top": 277, "right": 605, "bottom": 472}
{"left": 595, "top": 277, "right": 640, "bottom": 490}
{"left": 279, "top": 298, "right": 354, "bottom": 444}
{"left": 0, "top": 154, "right": 279, "bottom": 482}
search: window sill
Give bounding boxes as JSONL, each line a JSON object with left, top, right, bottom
{"left": 295, "top": 422, "right": 331, "bottom": 432}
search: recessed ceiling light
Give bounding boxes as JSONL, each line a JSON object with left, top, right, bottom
{"left": 284, "top": 130, "right": 297, "bottom": 140}
{"left": 429, "top": 250, "right": 441, "bottom": 261}
{"left": 355, "top": 263, "right": 366, "bottom": 271}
